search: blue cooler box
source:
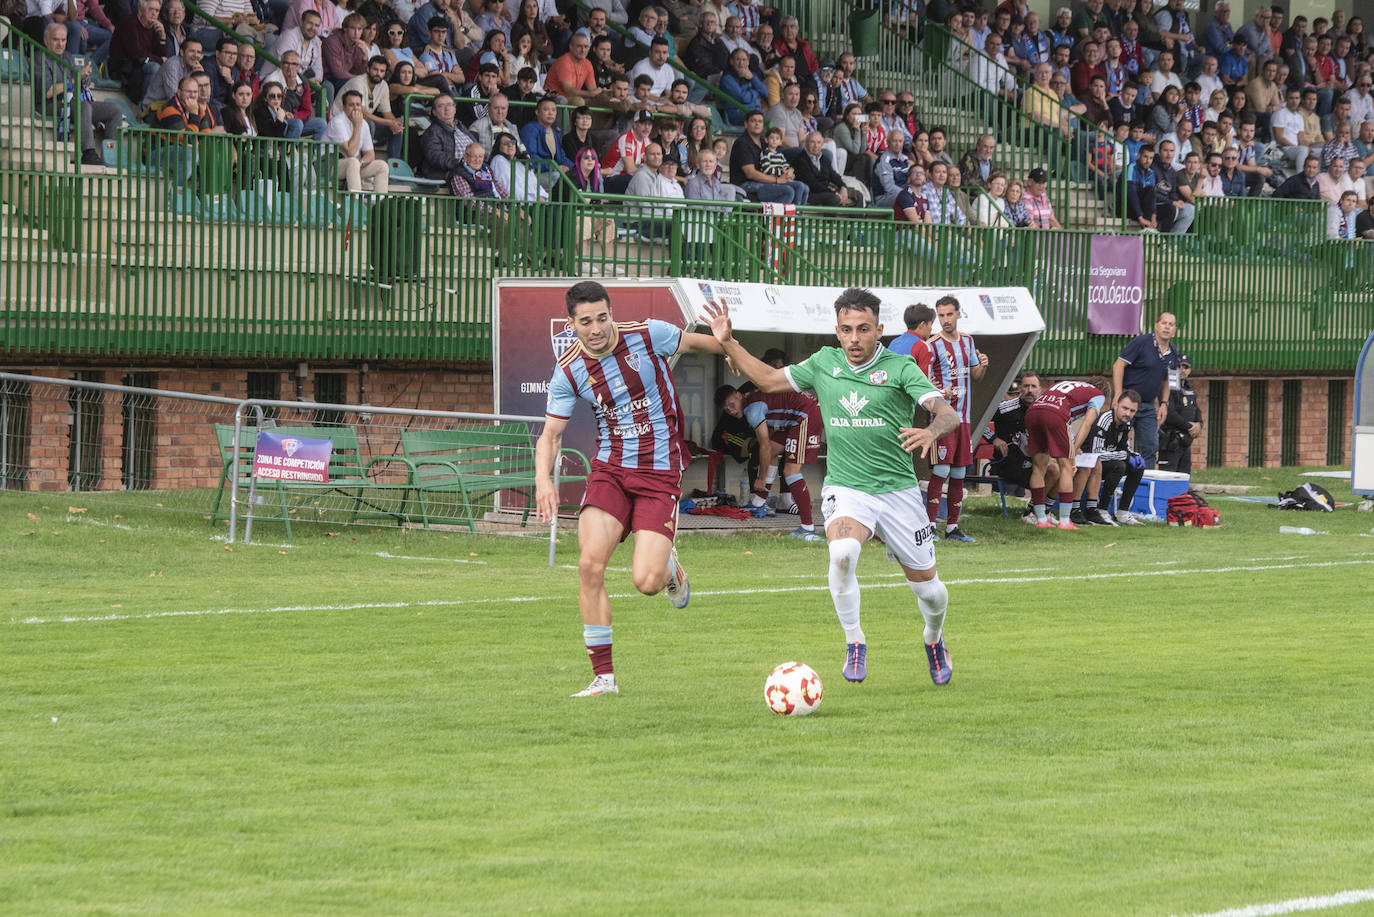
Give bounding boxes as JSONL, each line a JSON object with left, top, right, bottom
{"left": 1130, "top": 470, "right": 1190, "bottom": 519}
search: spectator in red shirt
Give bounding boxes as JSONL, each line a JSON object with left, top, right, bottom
{"left": 322, "top": 12, "right": 369, "bottom": 89}
{"left": 771, "top": 15, "right": 818, "bottom": 82}
{"left": 1070, "top": 40, "right": 1107, "bottom": 96}
{"left": 1023, "top": 167, "right": 1062, "bottom": 227}
{"left": 546, "top": 31, "right": 598, "bottom": 104}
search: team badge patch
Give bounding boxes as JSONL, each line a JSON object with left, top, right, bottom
{"left": 626, "top": 353, "right": 642, "bottom": 373}
{"left": 937, "top": 444, "right": 949, "bottom": 462}
{"left": 550, "top": 319, "right": 578, "bottom": 359}
{"left": 869, "top": 370, "right": 888, "bottom": 385}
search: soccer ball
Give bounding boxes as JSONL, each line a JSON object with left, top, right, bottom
{"left": 764, "top": 662, "right": 823, "bottom": 716}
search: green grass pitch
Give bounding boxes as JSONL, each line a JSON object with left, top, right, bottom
{"left": 3, "top": 468, "right": 1374, "bottom": 916}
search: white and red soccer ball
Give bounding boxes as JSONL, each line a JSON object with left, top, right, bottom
{"left": 764, "top": 662, "right": 823, "bottom": 716}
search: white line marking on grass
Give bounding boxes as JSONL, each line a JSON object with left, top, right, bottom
{"left": 211, "top": 535, "right": 295, "bottom": 548}
{"left": 66, "top": 515, "right": 134, "bottom": 531}
{"left": 1172, "top": 887, "right": 1374, "bottom": 917}
{"left": 14, "top": 556, "right": 1374, "bottom": 626}
{"left": 375, "top": 552, "right": 486, "bottom": 564}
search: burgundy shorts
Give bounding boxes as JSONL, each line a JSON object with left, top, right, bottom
{"left": 770, "top": 402, "right": 823, "bottom": 465}
{"left": 934, "top": 421, "right": 973, "bottom": 467}
{"left": 1025, "top": 406, "right": 1071, "bottom": 457}
{"left": 580, "top": 462, "right": 682, "bottom": 542}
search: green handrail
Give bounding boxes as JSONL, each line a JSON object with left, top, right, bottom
{"left": 1, "top": 24, "right": 86, "bottom": 175}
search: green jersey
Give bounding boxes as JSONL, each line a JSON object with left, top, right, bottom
{"left": 786, "top": 346, "right": 941, "bottom": 494}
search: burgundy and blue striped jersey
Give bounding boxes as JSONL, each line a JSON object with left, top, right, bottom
{"left": 546, "top": 319, "right": 688, "bottom": 472}
{"left": 927, "top": 333, "right": 978, "bottom": 424}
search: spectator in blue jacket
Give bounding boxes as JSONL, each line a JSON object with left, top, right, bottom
{"left": 519, "top": 94, "right": 575, "bottom": 176}
{"left": 1127, "top": 143, "right": 1159, "bottom": 230}
{"left": 719, "top": 48, "right": 767, "bottom": 126}
{"left": 1203, "top": 0, "right": 1236, "bottom": 58}
{"left": 1217, "top": 148, "right": 1249, "bottom": 196}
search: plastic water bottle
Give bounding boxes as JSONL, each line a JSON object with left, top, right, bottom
{"left": 1279, "top": 525, "right": 1318, "bottom": 535}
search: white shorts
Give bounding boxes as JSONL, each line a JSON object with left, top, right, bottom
{"left": 820, "top": 483, "right": 936, "bottom": 571}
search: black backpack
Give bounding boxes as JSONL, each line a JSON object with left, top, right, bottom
{"left": 1272, "top": 482, "right": 1336, "bottom": 512}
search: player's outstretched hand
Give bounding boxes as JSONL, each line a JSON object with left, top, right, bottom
{"left": 898, "top": 426, "right": 937, "bottom": 458}
{"left": 535, "top": 480, "right": 559, "bottom": 524}
{"left": 698, "top": 299, "right": 734, "bottom": 344}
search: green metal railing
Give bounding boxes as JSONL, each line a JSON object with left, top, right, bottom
{"left": 1, "top": 26, "right": 85, "bottom": 175}
{"left": 3, "top": 129, "right": 1369, "bottom": 371}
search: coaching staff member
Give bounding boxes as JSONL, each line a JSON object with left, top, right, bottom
{"left": 1110, "top": 311, "right": 1179, "bottom": 469}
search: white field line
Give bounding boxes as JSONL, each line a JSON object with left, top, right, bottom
{"left": 65, "top": 514, "right": 134, "bottom": 531}
{"left": 12, "top": 556, "right": 1374, "bottom": 626}
{"left": 374, "top": 552, "right": 486, "bottom": 565}
{"left": 1172, "top": 887, "right": 1374, "bottom": 917}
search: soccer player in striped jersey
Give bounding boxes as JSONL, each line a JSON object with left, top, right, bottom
{"left": 702, "top": 289, "right": 962, "bottom": 688}
{"left": 716, "top": 385, "right": 824, "bottom": 540}
{"left": 1024, "top": 379, "right": 1106, "bottom": 529}
{"left": 925, "top": 295, "right": 989, "bottom": 543}
{"left": 535, "top": 281, "right": 726, "bottom": 698}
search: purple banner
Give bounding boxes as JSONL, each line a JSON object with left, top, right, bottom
{"left": 1086, "top": 234, "right": 1145, "bottom": 335}
{"left": 253, "top": 432, "right": 332, "bottom": 483}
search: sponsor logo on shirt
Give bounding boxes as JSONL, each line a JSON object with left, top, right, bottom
{"left": 840, "top": 391, "right": 869, "bottom": 417}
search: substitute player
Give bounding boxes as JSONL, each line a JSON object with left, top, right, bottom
{"left": 925, "top": 295, "right": 989, "bottom": 544}
{"left": 535, "top": 281, "right": 726, "bottom": 698}
{"left": 1024, "top": 379, "right": 1106, "bottom": 530}
{"left": 886, "top": 303, "right": 935, "bottom": 376}
{"left": 702, "top": 289, "right": 962, "bottom": 687}
{"left": 716, "top": 385, "right": 824, "bottom": 541}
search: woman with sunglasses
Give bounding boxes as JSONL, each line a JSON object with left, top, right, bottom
{"left": 382, "top": 19, "right": 452, "bottom": 93}
{"left": 255, "top": 80, "right": 297, "bottom": 137}
{"left": 559, "top": 146, "right": 614, "bottom": 247}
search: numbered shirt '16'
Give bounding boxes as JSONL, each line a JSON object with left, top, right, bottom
{"left": 545, "top": 319, "right": 690, "bottom": 472}
{"left": 785, "top": 346, "right": 943, "bottom": 494}
{"left": 1031, "top": 380, "right": 1105, "bottom": 423}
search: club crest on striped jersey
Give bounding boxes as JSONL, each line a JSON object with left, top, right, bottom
{"left": 869, "top": 369, "right": 888, "bottom": 385}
{"left": 626, "top": 352, "right": 643, "bottom": 373}
{"left": 550, "top": 319, "right": 578, "bottom": 359}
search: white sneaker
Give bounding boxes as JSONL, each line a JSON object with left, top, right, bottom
{"left": 666, "top": 547, "right": 690, "bottom": 608}
{"left": 1115, "top": 509, "right": 1145, "bottom": 526}
{"left": 571, "top": 673, "right": 619, "bottom": 696}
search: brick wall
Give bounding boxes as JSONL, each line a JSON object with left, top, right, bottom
{"left": 5, "top": 364, "right": 494, "bottom": 492}
{"left": 1190, "top": 375, "right": 1353, "bottom": 468}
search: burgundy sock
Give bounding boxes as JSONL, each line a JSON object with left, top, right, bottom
{"left": 786, "top": 477, "right": 813, "bottom": 526}
{"left": 1031, "top": 486, "right": 1046, "bottom": 508}
{"left": 926, "top": 474, "right": 946, "bottom": 523}
{"left": 946, "top": 478, "right": 965, "bottom": 526}
{"left": 587, "top": 643, "right": 613, "bottom": 676}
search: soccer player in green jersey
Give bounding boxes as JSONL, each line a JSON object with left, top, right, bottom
{"left": 702, "top": 288, "right": 962, "bottom": 686}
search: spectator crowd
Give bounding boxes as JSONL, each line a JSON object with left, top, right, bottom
{"left": 9, "top": 0, "right": 1374, "bottom": 245}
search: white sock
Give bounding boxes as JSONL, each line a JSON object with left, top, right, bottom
{"left": 749, "top": 494, "right": 766, "bottom": 507}
{"left": 828, "top": 537, "right": 864, "bottom": 644}
{"left": 909, "top": 577, "right": 948, "bottom": 644}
